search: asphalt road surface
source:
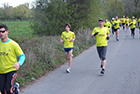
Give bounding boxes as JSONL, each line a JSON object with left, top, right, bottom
{"left": 21, "top": 28, "right": 140, "bottom": 94}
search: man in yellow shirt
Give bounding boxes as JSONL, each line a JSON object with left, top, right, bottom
{"left": 121, "top": 15, "right": 126, "bottom": 30}
{"left": 60, "top": 22, "right": 75, "bottom": 73}
{"left": 129, "top": 16, "right": 137, "bottom": 38}
{"left": 125, "top": 16, "right": 130, "bottom": 31}
{"left": 0, "top": 24, "right": 25, "bottom": 94}
{"left": 114, "top": 16, "right": 121, "bottom": 41}
{"left": 91, "top": 18, "right": 110, "bottom": 74}
{"left": 104, "top": 19, "right": 111, "bottom": 32}
{"left": 111, "top": 18, "right": 115, "bottom": 35}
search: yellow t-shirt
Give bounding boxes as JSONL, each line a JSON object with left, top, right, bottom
{"left": 125, "top": 19, "right": 130, "bottom": 24}
{"left": 61, "top": 31, "right": 75, "bottom": 48}
{"left": 114, "top": 20, "right": 121, "bottom": 29}
{"left": 104, "top": 21, "right": 111, "bottom": 28}
{"left": 138, "top": 19, "right": 140, "bottom": 27}
{"left": 92, "top": 27, "right": 110, "bottom": 47}
{"left": 121, "top": 18, "right": 126, "bottom": 23}
{"left": 130, "top": 21, "right": 136, "bottom": 29}
{"left": 0, "top": 39, "right": 24, "bottom": 74}
{"left": 111, "top": 20, "right": 115, "bottom": 27}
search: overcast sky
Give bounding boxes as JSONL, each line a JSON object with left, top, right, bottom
{"left": 0, "top": 0, "right": 35, "bottom": 8}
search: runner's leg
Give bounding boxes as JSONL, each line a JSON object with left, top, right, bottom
{"left": 68, "top": 49, "right": 73, "bottom": 68}
{"left": 0, "top": 74, "right": 6, "bottom": 94}
{"left": 5, "top": 71, "right": 17, "bottom": 94}
{"left": 101, "top": 46, "right": 107, "bottom": 69}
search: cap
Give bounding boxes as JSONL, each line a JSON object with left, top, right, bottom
{"left": 112, "top": 18, "right": 114, "bottom": 20}
{"left": 132, "top": 16, "right": 135, "bottom": 19}
{"left": 98, "top": 18, "right": 104, "bottom": 22}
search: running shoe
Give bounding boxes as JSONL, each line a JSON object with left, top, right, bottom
{"left": 100, "top": 69, "right": 105, "bottom": 74}
{"left": 66, "top": 68, "right": 70, "bottom": 73}
{"left": 13, "top": 83, "right": 19, "bottom": 94}
{"left": 116, "top": 38, "right": 119, "bottom": 41}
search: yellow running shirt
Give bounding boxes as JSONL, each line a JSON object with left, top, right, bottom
{"left": 0, "top": 39, "right": 24, "bottom": 74}
{"left": 125, "top": 19, "right": 130, "bottom": 25}
{"left": 138, "top": 19, "right": 140, "bottom": 27}
{"left": 61, "top": 31, "right": 75, "bottom": 48}
{"left": 130, "top": 21, "right": 136, "bottom": 29}
{"left": 111, "top": 20, "right": 115, "bottom": 27}
{"left": 114, "top": 20, "right": 121, "bottom": 29}
{"left": 92, "top": 27, "right": 109, "bottom": 47}
{"left": 104, "top": 21, "right": 111, "bottom": 28}
{"left": 121, "top": 18, "right": 126, "bottom": 23}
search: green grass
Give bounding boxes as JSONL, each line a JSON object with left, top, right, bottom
{"left": 0, "top": 21, "right": 33, "bottom": 37}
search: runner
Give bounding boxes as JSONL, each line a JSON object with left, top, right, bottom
{"left": 114, "top": 16, "right": 121, "bottom": 41}
{"left": 0, "top": 24, "right": 26, "bottom": 94}
{"left": 129, "top": 16, "right": 137, "bottom": 38}
{"left": 125, "top": 16, "right": 130, "bottom": 31}
{"left": 104, "top": 19, "right": 111, "bottom": 33}
{"left": 111, "top": 18, "right": 115, "bottom": 36}
{"left": 121, "top": 16, "right": 126, "bottom": 30}
{"left": 138, "top": 17, "right": 140, "bottom": 38}
{"left": 91, "top": 18, "right": 110, "bottom": 74}
{"left": 60, "top": 22, "right": 75, "bottom": 73}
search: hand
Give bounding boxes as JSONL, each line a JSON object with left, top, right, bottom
{"left": 70, "top": 39, "right": 74, "bottom": 41}
{"left": 106, "top": 36, "right": 110, "bottom": 40}
{"left": 60, "top": 39, "right": 63, "bottom": 43}
{"left": 14, "top": 62, "right": 20, "bottom": 70}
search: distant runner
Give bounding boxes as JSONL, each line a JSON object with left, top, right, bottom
{"left": 113, "top": 16, "right": 121, "bottom": 41}
{"left": 121, "top": 16, "right": 126, "bottom": 30}
{"left": 129, "top": 16, "right": 136, "bottom": 38}
{"left": 111, "top": 18, "right": 115, "bottom": 36}
{"left": 104, "top": 19, "right": 111, "bottom": 32}
{"left": 125, "top": 16, "right": 130, "bottom": 31}
{"left": 91, "top": 18, "right": 110, "bottom": 74}
{"left": 60, "top": 22, "right": 75, "bottom": 73}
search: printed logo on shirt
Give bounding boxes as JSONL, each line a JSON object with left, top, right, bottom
{"left": 0, "top": 52, "right": 9, "bottom": 56}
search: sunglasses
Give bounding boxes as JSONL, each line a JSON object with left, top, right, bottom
{"left": 0, "top": 30, "right": 6, "bottom": 33}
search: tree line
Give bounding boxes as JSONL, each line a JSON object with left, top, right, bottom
{"left": 0, "top": 3, "right": 32, "bottom": 21}
{"left": 0, "top": 0, "right": 140, "bottom": 35}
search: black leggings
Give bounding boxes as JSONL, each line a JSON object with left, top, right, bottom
{"left": 131, "top": 28, "right": 135, "bottom": 36}
{"left": 0, "top": 71, "right": 17, "bottom": 94}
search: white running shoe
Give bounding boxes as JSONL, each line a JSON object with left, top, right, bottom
{"left": 66, "top": 68, "right": 70, "bottom": 73}
{"left": 13, "top": 83, "right": 20, "bottom": 94}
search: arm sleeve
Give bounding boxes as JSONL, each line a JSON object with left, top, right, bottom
{"left": 92, "top": 28, "right": 96, "bottom": 35}
{"left": 18, "top": 54, "right": 26, "bottom": 66}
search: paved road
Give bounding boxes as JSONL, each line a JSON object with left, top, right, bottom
{"left": 21, "top": 28, "right": 140, "bottom": 94}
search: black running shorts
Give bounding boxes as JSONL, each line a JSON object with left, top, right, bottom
{"left": 97, "top": 46, "right": 107, "bottom": 60}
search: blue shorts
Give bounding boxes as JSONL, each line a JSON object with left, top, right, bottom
{"left": 64, "top": 48, "right": 73, "bottom": 52}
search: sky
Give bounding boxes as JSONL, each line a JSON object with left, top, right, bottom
{"left": 0, "top": 0, "right": 36, "bottom": 8}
